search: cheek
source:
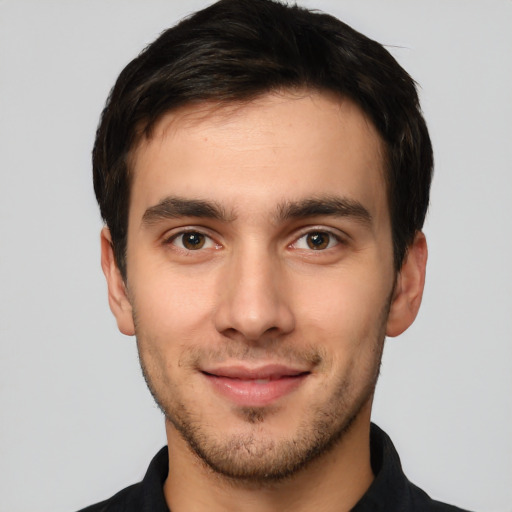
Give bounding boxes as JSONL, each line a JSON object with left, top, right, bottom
{"left": 299, "top": 266, "right": 390, "bottom": 318}
{"left": 131, "top": 252, "right": 216, "bottom": 316}
{"left": 292, "top": 265, "right": 391, "bottom": 354}
{"left": 128, "top": 263, "right": 220, "bottom": 367}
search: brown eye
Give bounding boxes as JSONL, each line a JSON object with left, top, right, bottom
{"left": 181, "top": 232, "right": 206, "bottom": 250}
{"left": 306, "top": 232, "right": 330, "bottom": 250}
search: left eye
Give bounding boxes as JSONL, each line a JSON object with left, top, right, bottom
{"left": 171, "top": 232, "right": 216, "bottom": 251}
{"left": 293, "top": 231, "right": 339, "bottom": 250}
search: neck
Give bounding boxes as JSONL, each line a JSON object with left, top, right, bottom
{"left": 163, "top": 407, "right": 374, "bottom": 512}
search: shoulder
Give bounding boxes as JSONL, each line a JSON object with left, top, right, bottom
{"left": 354, "top": 424, "right": 474, "bottom": 512}
{"left": 74, "top": 446, "right": 169, "bottom": 512}
{"left": 406, "top": 480, "right": 474, "bottom": 512}
{"left": 75, "top": 482, "right": 143, "bottom": 512}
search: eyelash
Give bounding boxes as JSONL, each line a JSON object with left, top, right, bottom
{"left": 163, "top": 226, "right": 345, "bottom": 253}
{"left": 164, "top": 229, "right": 220, "bottom": 252}
{"left": 290, "top": 229, "right": 343, "bottom": 251}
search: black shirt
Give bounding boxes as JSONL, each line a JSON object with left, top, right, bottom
{"left": 77, "top": 424, "right": 472, "bottom": 511}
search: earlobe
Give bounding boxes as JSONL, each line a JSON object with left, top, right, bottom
{"left": 100, "top": 227, "right": 135, "bottom": 336}
{"left": 386, "top": 231, "right": 428, "bottom": 337}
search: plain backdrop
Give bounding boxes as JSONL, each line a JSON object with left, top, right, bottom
{"left": 1, "top": 1, "right": 511, "bottom": 511}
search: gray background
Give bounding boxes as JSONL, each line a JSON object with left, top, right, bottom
{"left": 1, "top": 1, "right": 511, "bottom": 511}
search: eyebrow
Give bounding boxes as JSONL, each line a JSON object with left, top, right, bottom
{"left": 141, "top": 195, "right": 372, "bottom": 227}
{"left": 142, "top": 196, "right": 232, "bottom": 225}
{"left": 276, "top": 196, "right": 372, "bottom": 225}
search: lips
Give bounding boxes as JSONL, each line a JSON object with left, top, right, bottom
{"left": 201, "top": 364, "right": 310, "bottom": 407}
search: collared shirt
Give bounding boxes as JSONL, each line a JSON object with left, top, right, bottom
{"left": 77, "top": 424, "right": 472, "bottom": 512}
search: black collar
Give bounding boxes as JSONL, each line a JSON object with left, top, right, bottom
{"left": 81, "top": 423, "right": 469, "bottom": 511}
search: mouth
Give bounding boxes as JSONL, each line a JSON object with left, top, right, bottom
{"left": 200, "top": 364, "right": 311, "bottom": 407}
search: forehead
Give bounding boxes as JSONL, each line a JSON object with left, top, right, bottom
{"left": 129, "top": 90, "right": 388, "bottom": 225}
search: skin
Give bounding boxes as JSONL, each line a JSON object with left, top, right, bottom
{"left": 102, "top": 90, "right": 427, "bottom": 512}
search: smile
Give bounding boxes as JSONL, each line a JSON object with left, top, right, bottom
{"left": 201, "top": 365, "right": 311, "bottom": 407}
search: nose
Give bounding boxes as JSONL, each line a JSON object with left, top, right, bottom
{"left": 213, "top": 248, "right": 295, "bottom": 343}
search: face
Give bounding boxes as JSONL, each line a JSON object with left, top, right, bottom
{"left": 103, "top": 91, "right": 426, "bottom": 482}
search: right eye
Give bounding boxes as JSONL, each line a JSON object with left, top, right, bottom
{"left": 168, "top": 231, "right": 216, "bottom": 251}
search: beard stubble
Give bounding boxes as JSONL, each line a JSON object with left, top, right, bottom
{"left": 135, "top": 308, "right": 388, "bottom": 484}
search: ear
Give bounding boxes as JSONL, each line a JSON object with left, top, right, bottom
{"left": 100, "top": 227, "right": 135, "bottom": 336}
{"left": 386, "top": 231, "right": 428, "bottom": 337}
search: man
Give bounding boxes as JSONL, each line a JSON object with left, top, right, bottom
{"left": 79, "top": 0, "right": 471, "bottom": 510}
